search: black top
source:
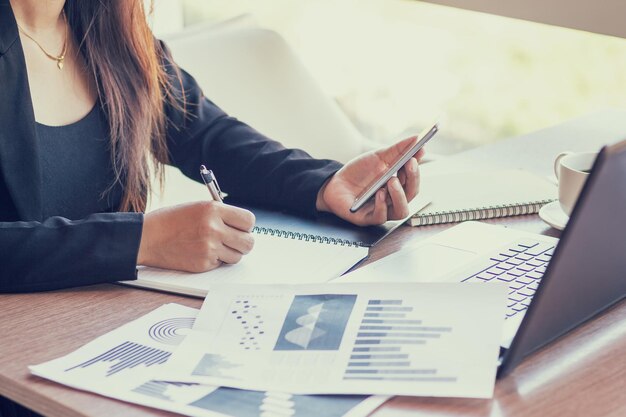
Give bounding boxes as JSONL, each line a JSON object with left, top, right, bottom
{"left": 0, "top": 0, "right": 343, "bottom": 293}
{"left": 36, "top": 103, "right": 123, "bottom": 220}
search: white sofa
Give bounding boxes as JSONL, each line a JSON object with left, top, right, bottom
{"left": 148, "top": 21, "right": 376, "bottom": 210}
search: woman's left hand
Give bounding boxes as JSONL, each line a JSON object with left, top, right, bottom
{"left": 316, "top": 136, "right": 425, "bottom": 226}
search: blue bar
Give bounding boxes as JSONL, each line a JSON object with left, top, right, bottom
{"left": 345, "top": 369, "right": 437, "bottom": 375}
{"left": 361, "top": 319, "right": 422, "bottom": 324}
{"left": 118, "top": 345, "right": 152, "bottom": 367}
{"left": 366, "top": 306, "right": 413, "bottom": 312}
{"left": 363, "top": 313, "right": 406, "bottom": 318}
{"left": 350, "top": 354, "right": 409, "bottom": 360}
{"left": 368, "top": 300, "right": 403, "bottom": 305}
{"left": 127, "top": 347, "right": 162, "bottom": 369}
{"left": 133, "top": 381, "right": 169, "bottom": 400}
{"left": 104, "top": 343, "right": 145, "bottom": 366}
{"left": 145, "top": 351, "right": 171, "bottom": 366}
{"left": 66, "top": 342, "right": 134, "bottom": 371}
{"left": 352, "top": 347, "right": 401, "bottom": 352}
{"left": 359, "top": 326, "right": 452, "bottom": 332}
{"left": 347, "top": 361, "right": 411, "bottom": 367}
{"left": 135, "top": 384, "right": 163, "bottom": 394}
{"left": 141, "top": 349, "right": 169, "bottom": 366}
{"left": 73, "top": 342, "right": 135, "bottom": 369}
{"left": 65, "top": 341, "right": 171, "bottom": 377}
{"left": 94, "top": 342, "right": 132, "bottom": 363}
{"left": 354, "top": 339, "right": 425, "bottom": 345}
{"left": 109, "top": 345, "right": 152, "bottom": 375}
{"left": 343, "top": 376, "right": 457, "bottom": 382}
{"left": 357, "top": 332, "right": 441, "bottom": 338}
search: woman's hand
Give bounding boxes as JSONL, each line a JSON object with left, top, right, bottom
{"left": 316, "top": 136, "right": 425, "bottom": 226}
{"left": 137, "top": 202, "right": 256, "bottom": 272}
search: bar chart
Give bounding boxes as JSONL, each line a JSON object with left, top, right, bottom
{"left": 343, "top": 299, "right": 457, "bottom": 383}
{"left": 65, "top": 341, "right": 171, "bottom": 377}
{"left": 133, "top": 381, "right": 370, "bottom": 417}
{"left": 133, "top": 380, "right": 196, "bottom": 400}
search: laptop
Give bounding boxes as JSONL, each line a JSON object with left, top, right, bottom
{"left": 342, "top": 139, "right": 626, "bottom": 377}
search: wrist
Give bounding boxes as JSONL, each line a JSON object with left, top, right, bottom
{"left": 315, "top": 177, "right": 332, "bottom": 213}
{"left": 137, "top": 212, "right": 154, "bottom": 266}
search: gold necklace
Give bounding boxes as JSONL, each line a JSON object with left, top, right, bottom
{"left": 16, "top": 11, "right": 68, "bottom": 70}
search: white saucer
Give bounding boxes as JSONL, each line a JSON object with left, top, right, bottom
{"left": 539, "top": 201, "right": 569, "bottom": 231}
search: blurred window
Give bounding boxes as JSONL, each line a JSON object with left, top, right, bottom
{"left": 179, "top": 0, "right": 626, "bottom": 154}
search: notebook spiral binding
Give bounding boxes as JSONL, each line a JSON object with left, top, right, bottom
{"left": 411, "top": 199, "right": 555, "bottom": 226}
{"left": 252, "top": 226, "right": 364, "bottom": 247}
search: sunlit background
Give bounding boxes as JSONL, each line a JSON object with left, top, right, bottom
{"left": 150, "top": 0, "right": 626, "bottom": 156}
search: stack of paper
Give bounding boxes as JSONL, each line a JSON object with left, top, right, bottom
{"left": 30, "top": 303, "right": 387, "bottom": 417}
{"left": 157, "top": 283, "right": 507, "bottom": 398}
{"left": 31, "top": 282, "right": 507, "bottom": 416}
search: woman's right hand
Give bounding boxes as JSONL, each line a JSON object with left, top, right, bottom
{"left": 137, "top": 202, "right": 256, "bottom": 273}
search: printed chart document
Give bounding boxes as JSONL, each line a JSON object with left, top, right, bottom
{"left": 123, "top": 234, "right": 369, "bottom": 297}
{"left": 159, "top": 283, "right": 508, "bottom": 398}
{"left": 29, "top": 304, "right": 388, "bottom": 417}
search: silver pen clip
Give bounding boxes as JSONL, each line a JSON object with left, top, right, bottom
{"left": 200, "top": 165, "right": 224, "bottom": 203}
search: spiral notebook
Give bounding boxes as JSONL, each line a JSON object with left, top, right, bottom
{"left": 121, "top": 198, "right": 430, "bottom": 298}
{"left": 243, "top": 202, "right": 421, "bottom": 247}
{"left": 125, "top": 233, "right": 369, "bottom": 298}
{"left": 409, "top": 169, "right": 557, "bottom": 227}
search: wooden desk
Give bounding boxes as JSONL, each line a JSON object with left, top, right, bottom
{"left": 2, "top": 111, "right": 626, "bottom": 417}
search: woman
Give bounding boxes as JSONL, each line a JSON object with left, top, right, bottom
{"left": 0, "top": 0, "right": 423, "bottom": 290}
{"left": 1, "top": 1, "right": 425, "bottom": 414}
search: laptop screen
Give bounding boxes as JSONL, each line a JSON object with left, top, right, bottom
{"left": 499, "top": 140, "right": 626, "bottom": 376}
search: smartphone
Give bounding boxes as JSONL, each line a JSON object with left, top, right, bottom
{"left": 349, "top": 122, "right": 439, "bottom": 213}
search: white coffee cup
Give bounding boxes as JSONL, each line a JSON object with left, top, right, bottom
{"left": 553, "top": 151, "right": 597, "bottom": 216}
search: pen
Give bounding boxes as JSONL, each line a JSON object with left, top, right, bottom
{"left": 200, "top": 165, "right": 223, "bottom": 203}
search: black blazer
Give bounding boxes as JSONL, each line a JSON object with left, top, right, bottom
{"left": 0, "top": 0, "right": 342, "bottom": 292}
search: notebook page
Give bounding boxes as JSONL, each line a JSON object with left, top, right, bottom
{"left": 122, "top": 234, "right": 368, "bottom": 297}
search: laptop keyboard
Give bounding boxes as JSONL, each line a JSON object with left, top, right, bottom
{"left": 461, "top": 240, "right": 556, "bottom": 318}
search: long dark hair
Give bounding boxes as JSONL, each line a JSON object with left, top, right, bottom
{"left": 64, "top": 1, "right": 172, "bottom": 212}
